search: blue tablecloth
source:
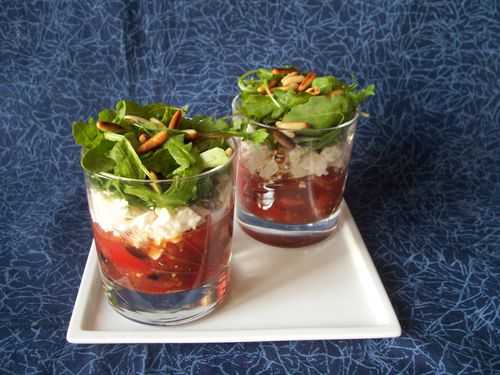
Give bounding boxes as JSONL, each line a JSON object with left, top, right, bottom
{"left": 1, "top": 1, "right": 499, "bottom": 373}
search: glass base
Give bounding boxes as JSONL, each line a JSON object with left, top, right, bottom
{"left": 101, "top": 268, "right": 230, "bottom": 326}
{"left": 237, "top": 206, "right": 340, "bottom": 248}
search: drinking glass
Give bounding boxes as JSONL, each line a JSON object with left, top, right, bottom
{"left": 84, "top": 148, "right": 236, "bottom": 325}
{"left": 233, "top": 96, "right": 357, "bottom": 247}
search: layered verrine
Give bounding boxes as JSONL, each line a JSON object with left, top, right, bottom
{"left": 233, "top": 67, "right": 375, "bottom": 247}
{"left": 73, "top": 101, "right": 236, "bottom": 325}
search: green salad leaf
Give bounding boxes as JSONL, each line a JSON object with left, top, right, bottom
{"left": 346, "top": 83, "right": 376, "bottom": 107}
{"left": 200, "top": 147, "right": 229, "bottom": 169}
{"left": 98, "top": 109, "right": 116, "bottom": 122}
{"left": 235, "top": 66, "right": 375, "bottom": 149}
{"left": 72, "top": 118, "right": 102, "bottom": 149}
{"left": 122, "top": 177, "right": 197, "bottom": 208}
{"left": 108, "top": 138, "right": 148, "bottom": 179}
{"left": 81, "top": 139, "right": 115, "bottom": 173}
{"left": 311, "top": 76, "right": 342, "bottom": 94}
{"left": 238, "top": 93, "right": 283, "bottom": 122}
{"left": 72, "top": 100, "right": 236, "bottom": 209}
{"left": 166, "top": 135, "right": 200, "bottom": 176}
{"left": 180, "top": 115, "right": 230, "bottom": 133}
{"left": 282, "top": 95, "right": 352, "bottom": 129}
{"left": 162, "top": 177, "right": 198, "bottom": 206}
{"left": 249, "top": 128, "right": 269, "bottom": 144}
{"left": 140, "top": 146, "right": 176, "bottom": 176}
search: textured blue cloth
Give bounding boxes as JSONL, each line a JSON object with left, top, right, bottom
{"left": 1, "top": 0, "right": 499, "bottom": 373}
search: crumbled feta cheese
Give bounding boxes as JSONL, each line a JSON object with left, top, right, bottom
{"left": 288, "top": 147, "right": 328, "bottom": 178}
{"left": 241, "top": 141, "right": 346, "bottom": 179}
{"left": 320, "top": 145, "right": 345, "bottom": 169}
{"left": 241, "top": 142, "right": 279, "bottom": 179}
{"left": 87, "top": 189, "right": 129, "bottom": 233}
{"left": 88, "top": 189, "right": 202, "bottom": 246}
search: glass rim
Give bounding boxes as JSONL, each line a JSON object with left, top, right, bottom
{"left": 231, "top": 94, "right": 359, "bottom": 132}
{"left": 83, "top": 139, "right": 237, "bottom": 184}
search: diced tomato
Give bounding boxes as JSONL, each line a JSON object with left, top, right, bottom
{"left": 93, "top": 224, "right": 151, "bottom": 274}
{"left": 237, "top": 164, "right": 345, "bottom": 225}
{"left": 92, "top": 208, "right": 233, "bottom": 295}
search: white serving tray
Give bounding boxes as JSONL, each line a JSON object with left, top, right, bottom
{"left": 67, "top": 201, "right": 401, "bottom": 344}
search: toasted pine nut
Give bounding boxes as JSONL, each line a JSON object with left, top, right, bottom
{"left": 183, "top": 129, "right": 198, "bottom": 141}
{"left": 96, "top": 121, "right": 124, "bottom": 133}
{"left": 298, "top": 72, "right": 316, "bottom": 92}
{"left": 149, "top": 117, "right": 165, "bottom": 127}
{"left": 271, "top": 67, "right": 297, "bottom": 75}
{"left": 272, "top": 130, "right": 295, "bottom": 149}
{"left": 168, "top": 110, "right": 183, "bottom": 129}
{"left": 272, "top": 86, "right": 289, "bottom": 92}
{"left": 149, "top": 170, "right": 158, "bottom": 180}
{"left": 137, "top": 130, "right": 168, "bottom": 154}
{"left": 123, "top": 115, "right": 148, "bottom": 124}
{"left": 306, "top": 87, "right": 321, "bottom": 96}
{"left": 257, "top": 79, "right": 279, "bottom": 94}
{"left": 281, "top": 74, "right": 304, "bottom": 87}
{"left": 225, "top": 147, "right": 233, "bottom": 157}
{"left": 138, "top": 133, "right": 149, "bottom": 143}
{"left": 276, "top": 121, "right": 309, "bottom": 130}
{"left": 276, "top": 83, "right": 298, "bottom": 92}
{"left": 330, "top": 89, "right": 344, "bottom": 97}
{"left": 149, "top": 170, "right": 161, "bottom": 193}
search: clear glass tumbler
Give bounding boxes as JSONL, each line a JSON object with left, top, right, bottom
{"left": 84, "top": 152, "right": 235, "bottom": 325}
{"left": 233, "top": 96, "right": 357, "bottom": 247}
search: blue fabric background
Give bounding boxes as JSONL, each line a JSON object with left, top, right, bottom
{"left": 1, "top": 0, "right": 499, "bottom": 373}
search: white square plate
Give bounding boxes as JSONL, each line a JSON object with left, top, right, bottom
{"left": 67, "top": 202, "right": 401, "bottom": 343}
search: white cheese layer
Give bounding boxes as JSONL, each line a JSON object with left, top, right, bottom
{"left": 87, "top": 189, "right": 202, "bottom": 247}
{"left": 240, "top": 141, "right": 345, "bottom": 179}
{"left": 240, "top": 142, "right": 279, "bottom": 179}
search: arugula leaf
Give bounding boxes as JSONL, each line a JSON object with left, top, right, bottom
{"left": 237, "top": 69, "right": 264, "bottom": 93}
{"left": 114, "top": 100, "right": 185, "bottom": 124}
{"left": 141, "top": 146, "right": 176, "bottom": 176}
{"left": 166, "top": 136, "right": 196, "bottom": 168}
{"left": 238, "top": 91, "right": 309, "bottom": 124}
{"left": 124, "top": 176, "right": 198, "bottom": 208}
{"left": 114, "top": 100, "right": 144, "bottom": 122}
{"left": 273, "top": 90, "right": 310, "bottom": 109}
{"left": 144, "top": 103, "right": 179, "bottom": 120}
{"left": 73, "top": 100, "right": 237, "bottom": 209}
{"left": 81, "top": 139, "right": 115, "bottom": 173}
{"left": 239, "top": 93, "right": 281, "bottom": 122}
{"left": 200, "top": 147, "right": 229, "bottom": 169}
{"left": 165, "top": 135, "right": 204, "bottom": 176}
{"left": 108, "top": 138, "right": 148, "bottom": 179}
{"left": 310, "top": 128, "right": 344, "bottom": 150}
{"left": 180, "top": 116, "right": 230, "bottom": 133}
{"left": 127, "top": 117, "right": 165, "bottom": 134}
{"left": 162, "top": 177, "right": 197, "bottom": 206}
{"left": 256, "top": 68, "right": 274, "bottom": 81}
{"left": 193, "top": 137, "right": 226, "bottom": 153}
{"left": 123, "top": 182, "right": 193, "bottom": 208}
{"left": 98, "top": 109, "right": 116, "bottom": 122}
{"left": 346, "top": 84, "right": 376, "bottom": 107}
{"left": 311, "top": 76, "right": 344, "bottom": 94}
{"left": 72, "top": 118, "right": 102, "bottom": 149}
{"left": 249, "top": 128, "right": 269, "bottom": 144}
{"left": 282, "top": 96, "right": 353, "bottom": 129}
{"left": 196, "top": 176, "right": 214, "bottom": 200}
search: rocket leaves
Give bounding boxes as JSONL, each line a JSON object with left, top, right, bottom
{"left": 72, "top": 100, "right": 234, "bottom": 209}
{"left": 236, "top": 67, "right": 375, "bottom": 132}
